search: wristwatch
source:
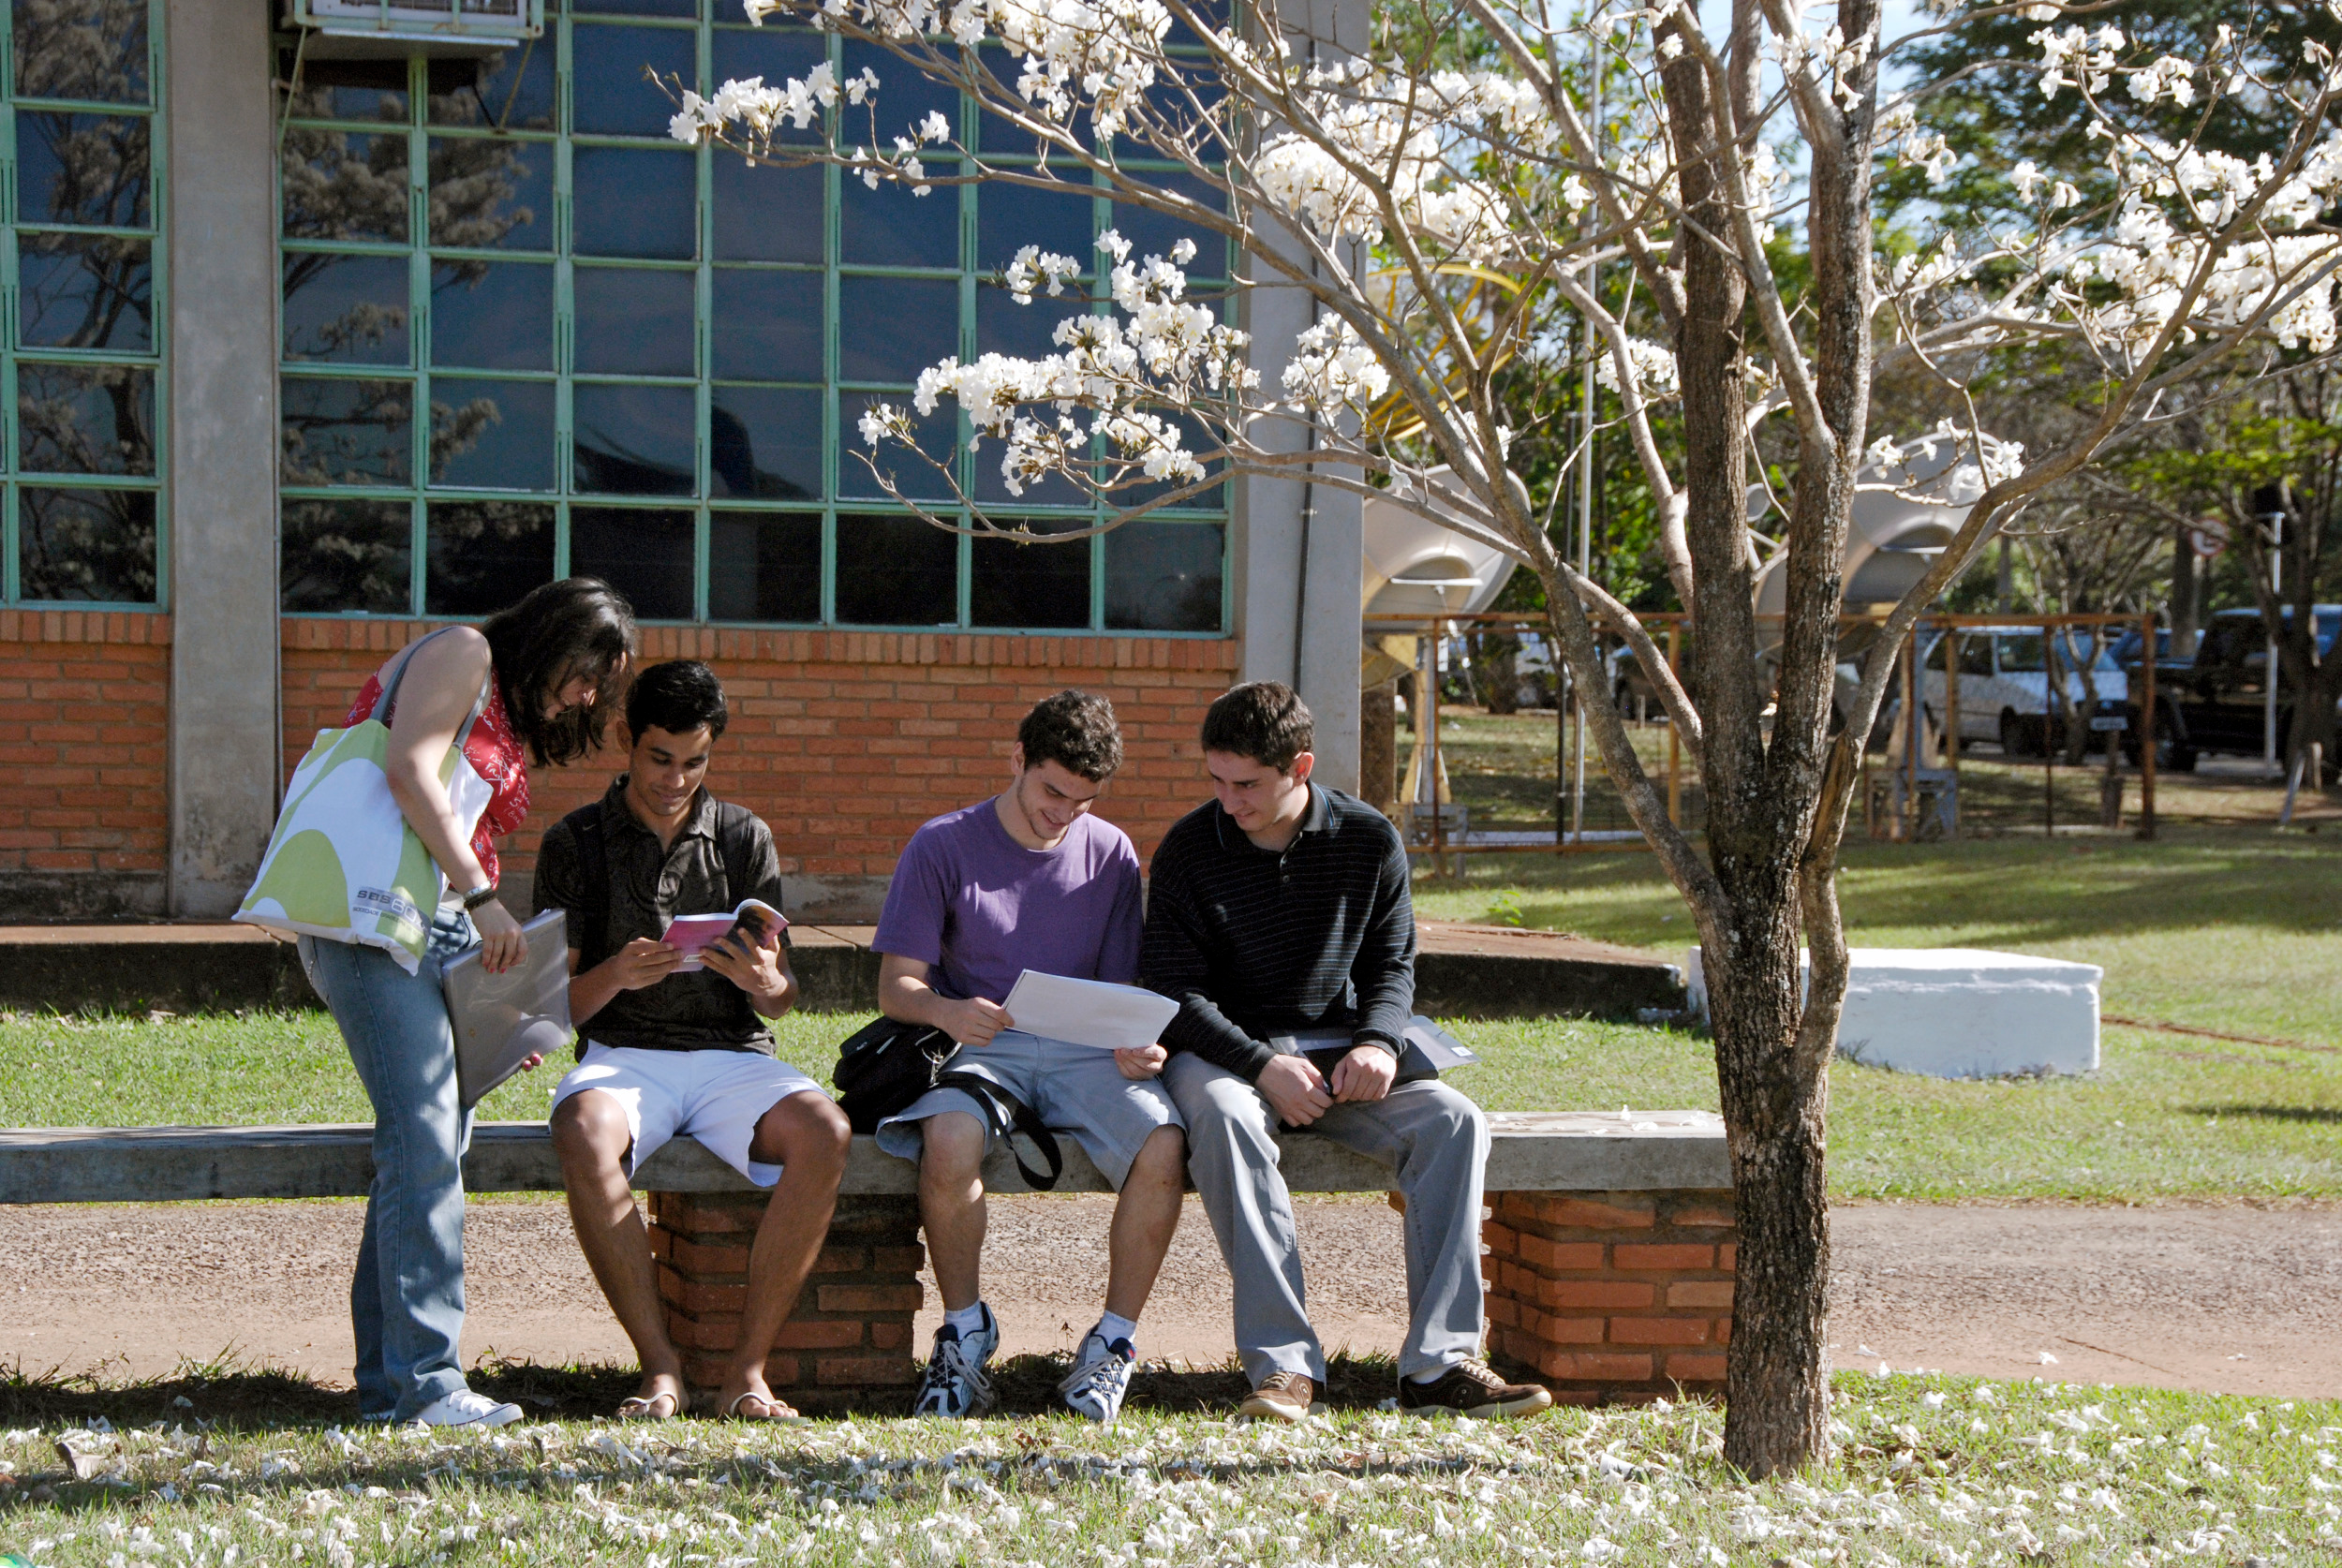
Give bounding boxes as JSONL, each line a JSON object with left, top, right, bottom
{"left": 458, "top": 882, "right": 499, "bottom": 912}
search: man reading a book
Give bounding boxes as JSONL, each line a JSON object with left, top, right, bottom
{"left": 1143, "top": 682, "right": 1552, "bottom": 1422}
{"left": 871, "top": 689, "right": 1185, "bottom": 1426}
{"left": 536, "top": 659, "right": 850, "bottom": 1422}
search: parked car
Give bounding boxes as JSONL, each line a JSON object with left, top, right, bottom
{"left": 1917, "top": 627, "right": 2130, "bottom": 758}
{"left": 1507, "top": 634, "right": 1667, "bottom": 716}
{"left": 2153, "top": 604, "right": 2342, "bottom": 774}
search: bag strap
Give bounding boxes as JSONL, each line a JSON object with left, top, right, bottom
{"left": 712, "top": 800, "right": 759, "bottom": 910}
{"left": 372, "top": 627, "right": 493, "bottom": 749}
{"left": 934, "top": 1069, "right": 1064, "bottom": 1191}
{"left": 370, "top": 628, "right": 453, "bottom": 721}
{"left": 574, "top": 801, "right": 613, "bottom": 970}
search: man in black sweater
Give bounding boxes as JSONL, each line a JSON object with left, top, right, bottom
{"left": 1143, "top": 682, "right": 1550, "bottom": 1422}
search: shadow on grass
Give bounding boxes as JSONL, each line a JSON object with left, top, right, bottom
{"left": 0, "top": 1361, "right": 336, "bottom": 1428}
{"left": 2186, "top": 1103, "right": 2342, "bottom": 1124}
{"left": 0, "top": 1352, "right": 1408, "bottom": 1430}
{"left": 986, "top": 1351, "right": 1402, "bottom": 1417}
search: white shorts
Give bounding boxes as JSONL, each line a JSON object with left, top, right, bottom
{"left": 552, "top": 1043, "right": 826, "bottom": 1188}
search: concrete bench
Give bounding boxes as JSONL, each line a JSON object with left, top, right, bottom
{"left": 0, "top": 1114, "right": 1733, "bottom": 1410}
{"left": 1687, "top": 944, "right": 2102, "bottom": 1077}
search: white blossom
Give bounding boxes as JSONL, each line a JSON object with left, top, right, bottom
{"left": 1282, "top": 317, "right": 1390, "bottom": 414}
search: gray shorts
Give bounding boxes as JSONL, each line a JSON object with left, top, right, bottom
{"left": 875, "top": 1029, "right": 1182, "bottom": 1190}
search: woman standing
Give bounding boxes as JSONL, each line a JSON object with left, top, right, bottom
{"left": 299, "top": 577, "right": 636, "bottom": 1427}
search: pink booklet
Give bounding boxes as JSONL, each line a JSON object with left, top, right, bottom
{"left": 661, "top": 898, "right": 787, "bottom": 972}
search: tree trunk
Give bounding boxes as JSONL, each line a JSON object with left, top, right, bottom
{"left": 1707, "top": 920, "right": 1832, "bottom": 1472}
{"left": 2170, "top": 523, "right": 2200, "bottom": 659}
{"left": 1360, "top": 677, "right": 1401, "bottom": 813}
{"left": 1656, "top": 0, "right": 1839, "bottom": 1478}
{"left": 1483, "top": 638, "right": 1521, "bottom": 715}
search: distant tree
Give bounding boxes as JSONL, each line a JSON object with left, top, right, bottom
{"left": 1899, "top": 0, "right": 2342, "bottom": 784}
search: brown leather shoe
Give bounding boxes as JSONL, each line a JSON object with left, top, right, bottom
{"left": 1397, "top": 1360, "right": 1554, "bottom": 1418}
{"left": 1238, "top": 1370, "right": 1317, "bottom": 1422}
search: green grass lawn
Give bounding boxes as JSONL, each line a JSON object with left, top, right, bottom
{"left": 0, "top": 1369, "right": 2335, "bottom": 1567}
{"left": 1413, "top": 826, "right": 2342, "bottom": 1047}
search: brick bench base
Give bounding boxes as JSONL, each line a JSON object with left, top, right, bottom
{"left": 1482, "top": 1189, "right": 1736, "bottom": 1401}
{"left": 649, "top": 1183, "right": 1739, "bottom": 1411}
{"left": 649, "top": 1191, "right": 925, "bottom": 1414}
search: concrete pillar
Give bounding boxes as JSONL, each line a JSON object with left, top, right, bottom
{"left": 1227, "top": 0, "right": 1366, "bottom": 793}
{"left": 164, "top": 0, "right": 283, "bottom": 916}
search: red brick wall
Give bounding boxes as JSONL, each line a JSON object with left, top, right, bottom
{"left": 281, "top": 619, "right": 1242, "bottom": 893}
{"left": 649, "top": 1191, "right": 923, "bottom": 1412}
{"left": 0, "top": 611, "right": 171, "bottom": 907}
{"left": 1483, "top": 1189, "right": 1737, "bottom": 1402}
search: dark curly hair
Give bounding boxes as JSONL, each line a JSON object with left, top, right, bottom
{"left": 1017, "top": 689, "right": 1124, "bottom": 782}
{"left": 482, "top": 577, "right": 638, "bottom": 766}
{"left": 1200, "top": 681, "right": 1314, "bottom": 772}
{"left": 626, "top": 659, "right": 729, "bottom": 742}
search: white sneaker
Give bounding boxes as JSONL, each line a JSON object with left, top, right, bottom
{"left": 410, "top": 1388, "right": 525, "bottom": 1428}
{"left": 1059, "top": 1332, "right": 1135, "bottom": 1425}
{"left": 912, "top": 1304, "right": 999, "bottom": 1419}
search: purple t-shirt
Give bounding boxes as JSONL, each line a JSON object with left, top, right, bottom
{"left": 872, "top": 799, "right": 1143, "bottom": 1003}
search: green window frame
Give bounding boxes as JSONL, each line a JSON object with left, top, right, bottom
{"left": 274, "top": 0, "right": 1229, "bottom": 634}
{"left": 2, "top": 0, "right": 168, "bottom": 610}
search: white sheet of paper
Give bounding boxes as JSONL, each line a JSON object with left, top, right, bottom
{"left": 1001, "top": 969, "right": 1179, "bottom": 1052}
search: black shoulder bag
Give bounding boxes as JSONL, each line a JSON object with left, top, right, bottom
{"left": 832, "top": 1016, "right": 1063, "bottom": 1191}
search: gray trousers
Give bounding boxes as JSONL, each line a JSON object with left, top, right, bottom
{"left": 1164, "top": 1052, "right": 1490, "bottom": 1383}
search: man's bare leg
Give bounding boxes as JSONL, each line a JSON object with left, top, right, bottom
{"left": 719, "top": 1091, "right": 852, "bottom": 1417}
{"left": 552, "top": 1090, "right": 684, "bottom": 1414}
{"left": 917, "top": 1110, "right": 990, "bottom": 1312}
{"left": 1103, "top": 1125, "right": 1186, "bottom": 1322}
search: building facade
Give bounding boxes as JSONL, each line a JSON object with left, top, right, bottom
{"left": 0, "top": 0, "right": 1364, "bottom": 921}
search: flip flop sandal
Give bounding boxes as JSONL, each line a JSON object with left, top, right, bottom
{"left": 726, "top": 1391, "right": 802, "bottom": 1422}
{"left": 615, "top": 1391, "right": 681, "bottom": 1422}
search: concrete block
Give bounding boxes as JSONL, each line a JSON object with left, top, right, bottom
{"left": 1687, "top": 945, "right": 2101, "bottom": 1078}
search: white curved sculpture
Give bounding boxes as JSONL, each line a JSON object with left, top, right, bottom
{"left": 1751, "top": 433, "right": 2018, "bottom": 621}
{"left": 1361, "top": 467, "right": 1519, "bottom": 617}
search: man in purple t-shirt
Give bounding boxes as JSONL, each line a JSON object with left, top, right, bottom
{"left": 872, "top": 690, "right": 1184, "bottom": 1425}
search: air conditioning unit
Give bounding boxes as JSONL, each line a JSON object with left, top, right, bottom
{"left": 289, "top": 0, "right": 542, "bottom": 52}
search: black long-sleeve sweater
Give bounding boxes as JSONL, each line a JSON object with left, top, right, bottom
{"left": 1140, "top": 784, "right": 1416, "bottom": 1082}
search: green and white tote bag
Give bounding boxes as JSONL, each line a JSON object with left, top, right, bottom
{"left": 235, "top": 631, "right": 494, "bottom": 974}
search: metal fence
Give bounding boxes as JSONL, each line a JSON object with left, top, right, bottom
{"left": 1365, "top": 610, "right": 2207, "bottom": 858}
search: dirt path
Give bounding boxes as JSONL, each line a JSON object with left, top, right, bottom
{"left": 3, "top": 1196, "right": 2335, "bottom": 1398}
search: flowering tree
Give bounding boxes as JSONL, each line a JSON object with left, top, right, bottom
{"left": 674, "top": 0, "right": 2342, "bottom": 1472}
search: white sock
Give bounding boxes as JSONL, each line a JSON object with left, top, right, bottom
{"left": 1407, "top": 1362, "right": 1459, "bottom": 1384}
{"left": 1093, "top": 1310, "right": 1140, "bottom": 1348}
{"left": 945, "top": 1301, "right": 989, "bottom": 1337}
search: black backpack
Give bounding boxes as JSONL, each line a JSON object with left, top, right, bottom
{"left": 832, "top": 1015, "right": 1063, "bottom": 1191}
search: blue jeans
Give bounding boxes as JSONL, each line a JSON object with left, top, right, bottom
{"left": 299, "top": 909, "right": 477, "bottom": 1420}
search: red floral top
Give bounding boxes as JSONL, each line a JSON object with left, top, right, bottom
{"left": 347, "top": 670, "right": 532, "bottom": 887}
